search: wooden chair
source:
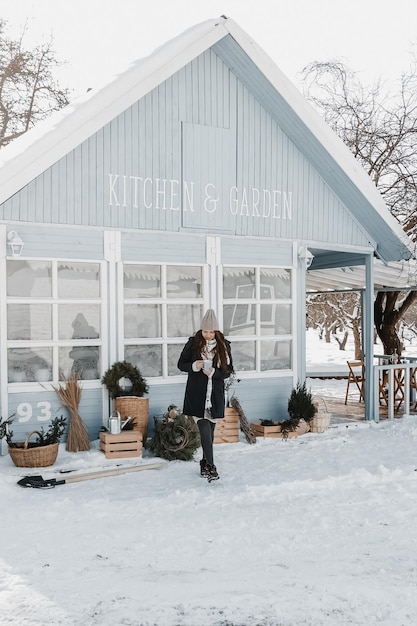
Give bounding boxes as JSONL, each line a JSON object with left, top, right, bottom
{"left": 345, "top": 360, "right": 365, "bottom": 404}
{"left": 411, "top": 367, "right": 417, "bottom": 410}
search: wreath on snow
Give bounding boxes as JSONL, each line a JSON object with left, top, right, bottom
{"left": 147, "top": 405, "right": 201, "bottom": 461}
{"left": 101, "top": 360, "right": 149, "bottom": 399}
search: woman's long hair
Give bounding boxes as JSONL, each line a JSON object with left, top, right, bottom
{"left": 194, "top": 330, "right": 229, "bottom": 372}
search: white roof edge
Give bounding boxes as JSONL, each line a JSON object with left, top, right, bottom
{"left": 222, "top": 19, "right": 414, "bottom": 258}
{"left": 0, "top": 17, "right": 228, "bottom": 205}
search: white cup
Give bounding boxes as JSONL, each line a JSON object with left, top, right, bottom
{"left": 203, "top": 359, "right": 212, "bottom": 371}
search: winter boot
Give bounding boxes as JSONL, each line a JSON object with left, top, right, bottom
{"left": 200, "top": 458, "right": 209, "bottom": 477}
{"left": 207, "top": 463, "right": 219, "bottom": 482}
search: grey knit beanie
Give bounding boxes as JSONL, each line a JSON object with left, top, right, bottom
{"left": 200, "top": 309, "right": 219, "bottom": 331}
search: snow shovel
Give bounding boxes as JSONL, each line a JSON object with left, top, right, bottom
{"left": 17, "top": 461, "right": 165, "bottom": 489}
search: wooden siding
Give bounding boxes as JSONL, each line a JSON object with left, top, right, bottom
{"left": 121, "top": 230, "right": 207, "bottom": 263}
{"left": 3, "top": 224, "right": 104, "bottom": 259}
{"left": 221, "top": 237, "right": 293, "bottom": 266}
{"left": 0, "top": 49, "right": 370, "bottom": 250}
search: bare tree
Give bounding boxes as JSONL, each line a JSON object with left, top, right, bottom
{"left": 308, "top": 292, "right": 362, "bottom": 359}
{"left": 302, "top": 60, "right": 417, "bottom": 355}
{"left": 0, "top": 19, "right": 70, "bottom": 148}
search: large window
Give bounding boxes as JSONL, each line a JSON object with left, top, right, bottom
{"left": 123, "top": 264, "right": 205, "bottom": 378}
{"left": 6, "top": 260, "right": 102, "bottom": 383}
{"left": 222, "top": 266, "right": 292, "bottom": 372}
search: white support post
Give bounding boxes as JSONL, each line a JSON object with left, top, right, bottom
{"left": 363, "top": 254, "right": 375, "bottom": 421}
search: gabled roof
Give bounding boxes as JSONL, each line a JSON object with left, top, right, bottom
{"left": 0, "top": 16, "right": 414, "bottom": 263}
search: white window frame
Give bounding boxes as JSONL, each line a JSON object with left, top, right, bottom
{"left": 117, "top": 261, "right": 210, "bottom": 381}
{"left": 219, "top": 264, "right": 293, "bottom": 376}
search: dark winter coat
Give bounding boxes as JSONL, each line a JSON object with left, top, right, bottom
{"left": 177, "top": 336, "right": 233, "bottom": 419}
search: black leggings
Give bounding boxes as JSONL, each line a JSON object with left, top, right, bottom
{"left": 197, "top": 419, "right": 216, "bottom": 466}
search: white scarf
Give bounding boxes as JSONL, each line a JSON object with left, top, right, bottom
{"left": 202, "top": 339, "right": 217, "bottom": 409}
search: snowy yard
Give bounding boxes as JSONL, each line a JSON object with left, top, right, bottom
{"left": 1, "top": 332, "right": 417, "bottom": 625}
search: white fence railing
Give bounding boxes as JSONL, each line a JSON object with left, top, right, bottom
{"left": 374, "top": 362, "right": 416, "bottom": 420}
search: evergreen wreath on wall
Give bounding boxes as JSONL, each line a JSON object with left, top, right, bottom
{"left": 101, "top": 360, "right": 149, "bottom": 399}
{"left": 148, "top": 406, "right": 201, "bottom": 461}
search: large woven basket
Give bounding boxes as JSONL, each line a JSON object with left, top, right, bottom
{"left": 310, "top": 397, "right": 331, "bottom": 433}
{"left": 8, "top": 430, "right": 59, "bottom": 468}
{"left": 114, "top": 396, "right": 149, "bottom": 444}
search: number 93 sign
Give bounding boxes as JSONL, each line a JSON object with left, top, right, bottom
{"left": 15, "top": 401, "right": 52, "bottom": 423}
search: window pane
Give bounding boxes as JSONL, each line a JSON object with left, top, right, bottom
{"left": 231, "top": 341, "right": 255, "bottom": 371}
{"left": 60, "top": 346, "right": 100, "bottom": 380}
{"left": 59, "top": 307, "right": 100, "bottom": 340}
{"left": 168, "top": 344, "right": 184, "bottom": 376}
{"left": 124, "top": 264, "right": 161, "bottom": 298}
{"left": 125, "top": 345, "right": 162, "bottom": 378}
{"left": 260, "top": 304, "right": 291, "bottom": 335}
{"left": 260, "top": 269, "right": 291, "bottom": 299}
{"left": 7, "top": 260, "right": 52, "bottom": 297}
{"left": 8, "top": 348, "right": 52, "bottom": 383}
{"left": 124, "top": 304, "right": 161, "bottom": 338}
{"left": 8, "top": 304, "right": 52, "bottom": 340}
{"left": 58, "top": 262, "right": 100, "bottom": 298}
{"left": 260, "top": 340, "right": 291, "bottom": 371}
{"left": 167, "top": 304, "right": 203, "bottom": 337}
{"left": 223, "top": 304, "right": 255, "bottom": 336}
{"left": 223, "top": 267, "right": 255, "bottom": 299}
{"left": 167, "top": 266, "right": 202, "bottom": 298}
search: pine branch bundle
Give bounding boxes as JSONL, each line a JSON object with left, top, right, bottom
{"left": 148, "top": 413, "right": 200, "bottom": 461}
{"left": 53, "top": 372, "right": 90, "bottom": 452}
{"left": 229, "top": 396, "right": 257, "bottom": 444}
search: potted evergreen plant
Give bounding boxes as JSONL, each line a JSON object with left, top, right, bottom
{"left": 1, "top": 415, "right": 66, "bottom": 467}
{"left": 101, "top": 360, "right": 149, "bottom": 443}
{"left": 279, "top": 380, "right": 317, "bottom": 437}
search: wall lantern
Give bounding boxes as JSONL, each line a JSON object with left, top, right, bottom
{"left": 7, "top": 230, "right": 24, "bottom": 257}
{"left": 298, "top": 245, "right": 314, "bottom": 269}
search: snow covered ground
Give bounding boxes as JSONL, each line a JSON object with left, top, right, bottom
{"left": 1, "top": 332, "right": 417, "bottom": 625}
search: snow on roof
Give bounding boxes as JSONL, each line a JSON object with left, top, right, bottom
{"left": 0, "top": 16, "right": 414, "bottom": 263}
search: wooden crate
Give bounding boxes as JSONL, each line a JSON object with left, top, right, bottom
{"left": 250, "top": 422, "right": 298, "bottom": 439}
{"left": 100, "top": 431, "right": 142, "bottom": 459}
{"left": 214, "top": 407, "right": 239, "bottom": 444}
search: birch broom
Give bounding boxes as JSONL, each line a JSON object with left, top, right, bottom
{"left": 53, "top": 372, "right": 90, "bottom": 452}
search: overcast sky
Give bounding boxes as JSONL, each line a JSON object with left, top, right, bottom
{"left": 2, "top": 0, "right": 417, "bottom": 97}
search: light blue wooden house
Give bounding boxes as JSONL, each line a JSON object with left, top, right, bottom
{"left": 0, "top": 16, "right": 414, "bottom": 447}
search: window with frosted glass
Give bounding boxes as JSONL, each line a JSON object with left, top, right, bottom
{"left": 7, "top": 260, "right": 102, "bottom": 383}
{"left": 167, "top": 266, "right": 202, "bottom": 298}
{"left": 8, "top": 347, "right": 53, "bottom": 383}
{"left": 123, "top": 265, "right": 161, "bottom": 298}
{"left": 231, "top": 341, "right": 256, "bottom": 372}
{"left": 7, "top": 260, "right": 52, "bottom": 297}
{"left": 223, "top": 266, "right": 292, "bottom": 373}
{"left": 58, "top": 262, "right": 100, "bottom": 298}
{"left": 123, "top": 264, "right": 204, "bottom": 378}
{"left": 167, "top": 304, "right": 202, "bottom": 337}
{"left": 260, "top": 340, "right": 291, "bottom": 371}
{"left": 59, "top": 346, "right": 101, "bottom": 380}
{"left": 124, "top": 304, "right": 162, "bottom": 338}
{"left": 260, "top": 268, "right": 291, "bottom": 299}
{"left": 125, "top": 345, "right": 162, "bottom": 378}
{"left": 58, "top": 305, "right": 100, "bottom": 340}
{"left": 7, "top": 304, "right": 52, "bottom": 340}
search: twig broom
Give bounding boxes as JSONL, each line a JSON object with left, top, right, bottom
{"left": 53, "top": 372, "right": 91, "bottom": 452}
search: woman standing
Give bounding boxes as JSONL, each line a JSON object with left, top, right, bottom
{"left": 177, "top": 309, "right": 233, "bottom": 482}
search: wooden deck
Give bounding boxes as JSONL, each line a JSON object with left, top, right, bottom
{"left": 322, "top": 394, "right": 417, "bottom": 425}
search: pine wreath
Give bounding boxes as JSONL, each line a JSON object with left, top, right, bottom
{"left": 101, "top": 360, "right": 149, "bottom": 399}
{"left": 148, "top": 409, "right": 201, "bottom": 461}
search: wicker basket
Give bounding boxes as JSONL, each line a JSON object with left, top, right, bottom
{"left": 310, "top": 397, "right": 331, "bottom": 433}
{"left": 8, "top": 430, "right": 59, "bottom": 468}
{"left": 114, "top": 396, "right": 149, "bottom": 444}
